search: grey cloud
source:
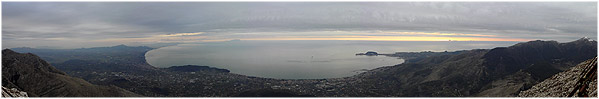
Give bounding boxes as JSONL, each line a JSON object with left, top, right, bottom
{"left": 2, "top": 2, "right": 597, "bottom": 48}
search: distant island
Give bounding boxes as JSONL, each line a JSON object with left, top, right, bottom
{"left": 356, "top": 51, "right": 392, "bottom": 56}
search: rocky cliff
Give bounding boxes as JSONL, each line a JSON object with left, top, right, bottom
{"left": 2, "top": 86, "right": 28, "bottom": 97}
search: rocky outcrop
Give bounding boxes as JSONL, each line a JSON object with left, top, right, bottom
{"left": 2, "top": 86, "right": 28, "bottom": 97}
{"left": 1, "top": 49, "right": 142, "bottom": 97}
{"left": 518, "top": 57, "right": 597, "bottom": 97}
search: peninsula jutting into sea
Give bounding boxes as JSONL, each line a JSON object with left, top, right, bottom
{"left": 2, "top": 2, "right": 597, "bottom": 97}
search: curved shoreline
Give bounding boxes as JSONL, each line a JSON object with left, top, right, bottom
{"left": 142, "top": 43, "right": 405, "bottom": 80}
{"left": 143, "top": 44, "right": 181, "bottom": 68}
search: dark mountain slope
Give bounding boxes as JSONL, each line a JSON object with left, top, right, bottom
{"left": 482, "top": 38, "right": 596, "bottom": 80}
{"left": 1, "top": 49, "right": 142, "bottom": 97}
{"left": 519, "top": 57, "right": 597, "bottom": 97}
{"left": 349, "top": 38, "right": 597, "bottom": 97}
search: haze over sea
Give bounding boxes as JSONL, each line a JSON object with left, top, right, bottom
{"left": 146, "top": 40, "right": 518, "bottom": 79}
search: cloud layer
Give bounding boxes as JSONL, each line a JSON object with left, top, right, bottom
{"left": 2, "top": 2, "right": 597, "bottom": 48}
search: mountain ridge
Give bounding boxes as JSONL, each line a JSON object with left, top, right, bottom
{"left": 347, "top": 38, "right": 597, "bottom": 96}
{"left": 1, "top": 49, "right": 142, "bottom": 97}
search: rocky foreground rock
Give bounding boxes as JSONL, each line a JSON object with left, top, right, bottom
{"left": 2, "top": 86, "right": 28, "bottom": 97}
{"left": 519, "top": 57, "right": 597, "bottom": 97}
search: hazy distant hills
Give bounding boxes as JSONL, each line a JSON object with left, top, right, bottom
{"left": 1, "top": 49, "right": 142, "bottom": 97}
{"left": 12, "top": 45, "right": 157, "bottom": 73}
{"left": 5, "top": 38, "right": 597, "bottom": 97}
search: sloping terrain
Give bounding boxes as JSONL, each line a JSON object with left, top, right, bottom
{"left": 340, "top": 38, "right": 597, "bottom": 97}
{"left": 1, "top": 49, "right": 142, "bottom": 97}
{"left": 518, "top": 57, "right": 597, "bottom": 97}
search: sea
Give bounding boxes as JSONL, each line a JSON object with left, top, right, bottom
{"left": 145, "top": 40, "right": 518, "bottom": 79}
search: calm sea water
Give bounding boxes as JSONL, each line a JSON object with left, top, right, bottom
{"left": 145, "top": 40, "right": 518, "bottom": 79}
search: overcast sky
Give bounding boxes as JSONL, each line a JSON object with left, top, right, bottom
{"left": 2, "top": 2, "right": 597, "bottom": 49}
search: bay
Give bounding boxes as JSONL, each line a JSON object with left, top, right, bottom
{"left": 145, "top": 40, "right": 517, "bottom": 79}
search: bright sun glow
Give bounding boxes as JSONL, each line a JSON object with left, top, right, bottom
{"left": 96, "top": 31, "right": 528, "bottom": 43}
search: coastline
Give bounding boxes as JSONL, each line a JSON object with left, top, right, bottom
{"left": 142, "top": 42, "right": 406, "bottom": 79}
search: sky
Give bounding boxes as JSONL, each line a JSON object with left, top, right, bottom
{"left": 2, "top": 2, "right": 597, "bottom": 49}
